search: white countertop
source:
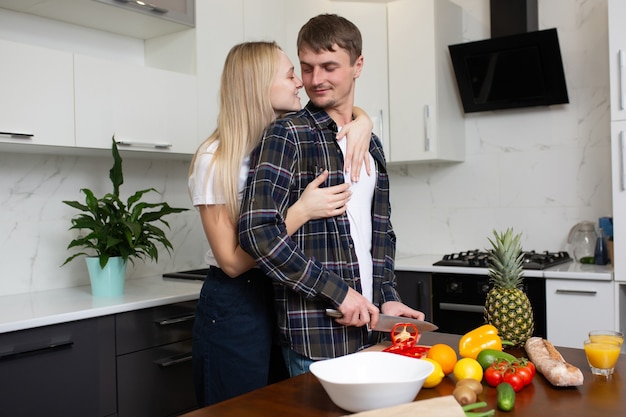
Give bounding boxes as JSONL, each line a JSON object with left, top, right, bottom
{"left": 0, "top": 275, "right": 203, "bottom": 334}
{"left": 1, "top": 255, "right": 613, "bottom": 334}
{"left": 394, "top": 253, "right": 613, "bottom": 280}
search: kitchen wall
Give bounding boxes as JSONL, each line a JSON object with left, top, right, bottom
{"left": 0, "top": 0, "right": 612, "bottom": 297}
{"left": 390, "top": 0, "right": 612, "bottom": 255}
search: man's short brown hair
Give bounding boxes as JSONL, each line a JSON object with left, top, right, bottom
{"left": 297, "top": 14, "right": 362, "bottom": 65}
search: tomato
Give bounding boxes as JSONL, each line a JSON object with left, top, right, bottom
{"left": 515, "top": 366, "right": 533, "bottom": 386}
{"left": 503, "top": 370, "right": 525, "bottom": 392}
{"left": 484, "top": 366, "right": 504, "bottom": 387}
{"left": 511, "top": 358, "right": 535, "bottom": 386}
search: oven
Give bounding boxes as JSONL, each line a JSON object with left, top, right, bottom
{"left": 430, "top": 250, "right": 571, "bottom": 337}
{"left": 431, "top": 272, "right": 546, "bottom": 337}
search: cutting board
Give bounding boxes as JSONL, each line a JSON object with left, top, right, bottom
{"left": 345, "top": 395, "right": 465, "bottom": 417}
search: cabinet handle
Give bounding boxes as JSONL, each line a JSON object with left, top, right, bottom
{"left": 423, "top": 105, "right": 431, "bottom": 151}
{"left": 113, "top": 0, "right": 168, "bottom": 14}
{"left": 378, "top": 109, "right": 384, "bottom": 145}
{"left": 154, "top": 352, "right": 193, "bottom": 368}
{"left": 617, "top": 130, "right": 626, "bottom": 191}
{"left": 619, "top": 49, "right": 626, "bottom": 110}
{"left": 555, "top": 289, "right": 598, "bottom": 296}
{"left": 0, "top": 131, "right": 34, "bottom": 139}
{"left": 0, "top": 339, "right": 73, "bottom": 361}
{"left": 439, "top": 302, "right": 484, "bottom": 313}
{"left": 156, "top": 314, "right": 195, "bottom": 326}
{"left": 416, "top": 281, "right": 422, "bottom": 309}
{"left": 115, "top": 140, "right": 172, "bottom": 149}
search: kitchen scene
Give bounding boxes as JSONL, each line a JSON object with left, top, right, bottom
{"left": 0, "top": 0, "right": 625, "bottom": 416}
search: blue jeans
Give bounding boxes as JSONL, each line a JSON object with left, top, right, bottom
{"left": 192, "top": 266, "right": 276, "bottom": 406}
{"left": 282, "top": 346, "right": 316, "bottom": 377}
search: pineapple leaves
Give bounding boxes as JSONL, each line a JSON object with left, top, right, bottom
{"left": 487, "top": 228, "right": 525, "bottom": 289}
{"left": 62, "top": 136, "right": 188, "bottom": 268}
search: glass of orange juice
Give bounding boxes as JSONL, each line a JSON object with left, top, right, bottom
{"left": 584, "top": 338, "right": 622, "bottom": 377}
{"left": 588, "top": 330, "right": 624, "bottom": 347}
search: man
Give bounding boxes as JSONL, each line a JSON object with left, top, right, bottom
{"left": 238, "top": 14, "right": 424, "bottom": 376}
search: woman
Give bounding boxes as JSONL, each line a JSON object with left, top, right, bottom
{"left": 188, "top": 41, "right": 373, "bottom": 406}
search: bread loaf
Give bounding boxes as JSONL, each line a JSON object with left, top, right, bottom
{"left": 524, "top": 337, "right": 584, "bottom": 386}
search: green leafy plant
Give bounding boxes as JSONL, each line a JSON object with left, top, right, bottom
{"left": 62, "top": 137, "right": 188, "bottom": 269}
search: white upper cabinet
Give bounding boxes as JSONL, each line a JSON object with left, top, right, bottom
{"left": 0, "top": 39, "right": 74, "bottom": 147}
{"left": 194, "top": 0, "right": 244, "bottom": 141}
{"left": 283, "top": 0, "right": 331, "bottom": 72}
{"left": 387, "top": 0, "right": 465, "bottom": 163}
{"left": 609, "top": 0, "right": 626, "bottom": 122}
{"left": 609, "top": 0, "right": 626, "bottom": 285}
{"left": 0, "top": 0, "right": 194, "bottom": 39}
{"left": 283, "top": 1, "right": 390, "bottom": 155}
{"left": 243, "top": 0, "right": 286, "bottom": 47}
{"left": 330, "top": 2, "right": 390, "bottom": 158}
{"left": 610, "top": 122, "right": 625, "bottom": 282}
{"left": 74, "top": 54, "right": 198, "bottom": 154}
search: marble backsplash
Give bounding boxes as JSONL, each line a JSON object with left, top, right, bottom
{"left": 0, "top": 152, "right": 207, "bottom": 296}
{"left": 0, "top": 0, "right": 614, "bottom": 297}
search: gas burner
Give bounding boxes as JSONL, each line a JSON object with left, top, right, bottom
{"left": 434, "top": 250, "right": 572, "bottom": 270}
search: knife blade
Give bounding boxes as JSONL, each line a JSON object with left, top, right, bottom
{"left": 325, "top": 309, "right": 438, "bottom": 332}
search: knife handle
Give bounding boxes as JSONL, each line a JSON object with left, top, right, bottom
{"left": 325, "top": 308, "right": 343, "bottom": 318}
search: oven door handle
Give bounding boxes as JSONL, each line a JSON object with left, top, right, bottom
{"left": 439, "top": 302, "right": 485, "bottom": 313}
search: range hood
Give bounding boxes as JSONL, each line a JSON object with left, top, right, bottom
{"left": 448, "top": 0, "right": 569, "bottom": 113}
{"left": 490, "top": 0, "right": 538, "bottom": 38}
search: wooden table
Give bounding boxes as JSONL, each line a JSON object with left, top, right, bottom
{"left": 179, "top": 332, "right": 626, "bottom": 417}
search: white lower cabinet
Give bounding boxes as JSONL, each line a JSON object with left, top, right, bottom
{"left": 546, "top": 278, "right": 615, "bottom": 348}
{"left": 74, "top": 54, "right": 198, "bottom": 154}
{"left": 0, "top": 39, "right": 75, "bottom": 148}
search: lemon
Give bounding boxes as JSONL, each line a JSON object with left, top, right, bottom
{"left": 422, "top": 358, "right": 445, "bottom": 388}
{"left": 453, "top": 357, "right": 483, "bottom": 382}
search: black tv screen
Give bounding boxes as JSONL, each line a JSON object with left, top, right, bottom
{"left": 448, "top": 28, "right": 569, "bottom": 113}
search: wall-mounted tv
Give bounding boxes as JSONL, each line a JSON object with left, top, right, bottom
{"left": 448, "top": 28, "right": 569, "bottom": 113}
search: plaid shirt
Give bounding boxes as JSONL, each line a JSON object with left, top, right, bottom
{"left": 238, "top": 103, "right": 400, "bottom": 360}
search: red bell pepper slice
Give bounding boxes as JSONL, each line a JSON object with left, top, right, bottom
{"left": 382, "top": 323, "right": 430, "bottom": 358}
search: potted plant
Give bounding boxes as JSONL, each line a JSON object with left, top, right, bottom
{"left": 62, "top": 137, "right": 188, "bottom": 296}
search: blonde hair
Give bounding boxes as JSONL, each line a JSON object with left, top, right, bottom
{"left": 190, "top": 41, "right": 281, "bottom": 221}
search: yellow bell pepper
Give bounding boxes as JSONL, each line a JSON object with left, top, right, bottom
{"left": 458, "top": 324, "right": 503, "bottom": 359}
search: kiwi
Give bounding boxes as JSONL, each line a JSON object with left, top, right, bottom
{"left": 456, "top": 378, "right": 484, "bottom": 395}
{"left": 453, "top": 385, "right": 477, "bottom": 406}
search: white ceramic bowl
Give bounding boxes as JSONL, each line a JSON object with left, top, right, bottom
{"left": 309, "top": 351, "right": 434, "bottom": 413}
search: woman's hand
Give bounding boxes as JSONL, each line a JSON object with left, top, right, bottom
{"left": 285, "top": 170, "right": 351, "bottom": 234}
{"left": 338, "top": 106, "right": 374, "bottom": 182}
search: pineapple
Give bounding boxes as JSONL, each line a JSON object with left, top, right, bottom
{"left": 484, "top": 229, "right": 534, "bottom": 347}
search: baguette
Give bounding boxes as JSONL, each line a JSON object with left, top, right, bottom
{"left": 524, "top": 337, "right": 584, "bottom": 386}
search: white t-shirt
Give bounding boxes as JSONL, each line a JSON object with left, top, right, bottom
{"left": 336, "top": 136, "right": 376, "bottom": 303}
{"left": 188, "top": 140, "right": 250, "bottom": 266}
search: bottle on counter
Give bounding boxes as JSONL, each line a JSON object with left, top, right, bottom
{"left": 594, "top": 229, "right": 609, "bottom": 265}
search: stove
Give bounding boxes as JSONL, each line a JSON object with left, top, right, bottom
{"left": 163, "top": 268, "right": 209, "bottom": 281}
{"left": 429, "top": 250, "right": 566, "bottom": 338}
{"left": 433, "top": 250, "right": 572, "bottom": 270}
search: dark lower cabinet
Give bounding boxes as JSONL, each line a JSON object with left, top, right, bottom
{"left": 0, "top": 316, "right": 117, "bottom": 417}
{"left": 116, "top": 301, "right": 197, "bottom": 417}
{"left": 395, "top": 271, "right": 432, "bottom": 322}
{"left": 0, "top": 300, "right": 198, "bottom": 417}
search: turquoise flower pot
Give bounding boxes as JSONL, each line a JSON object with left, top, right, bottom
{"left": 85, "top": 257, "right": 127, "bottom": 297}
